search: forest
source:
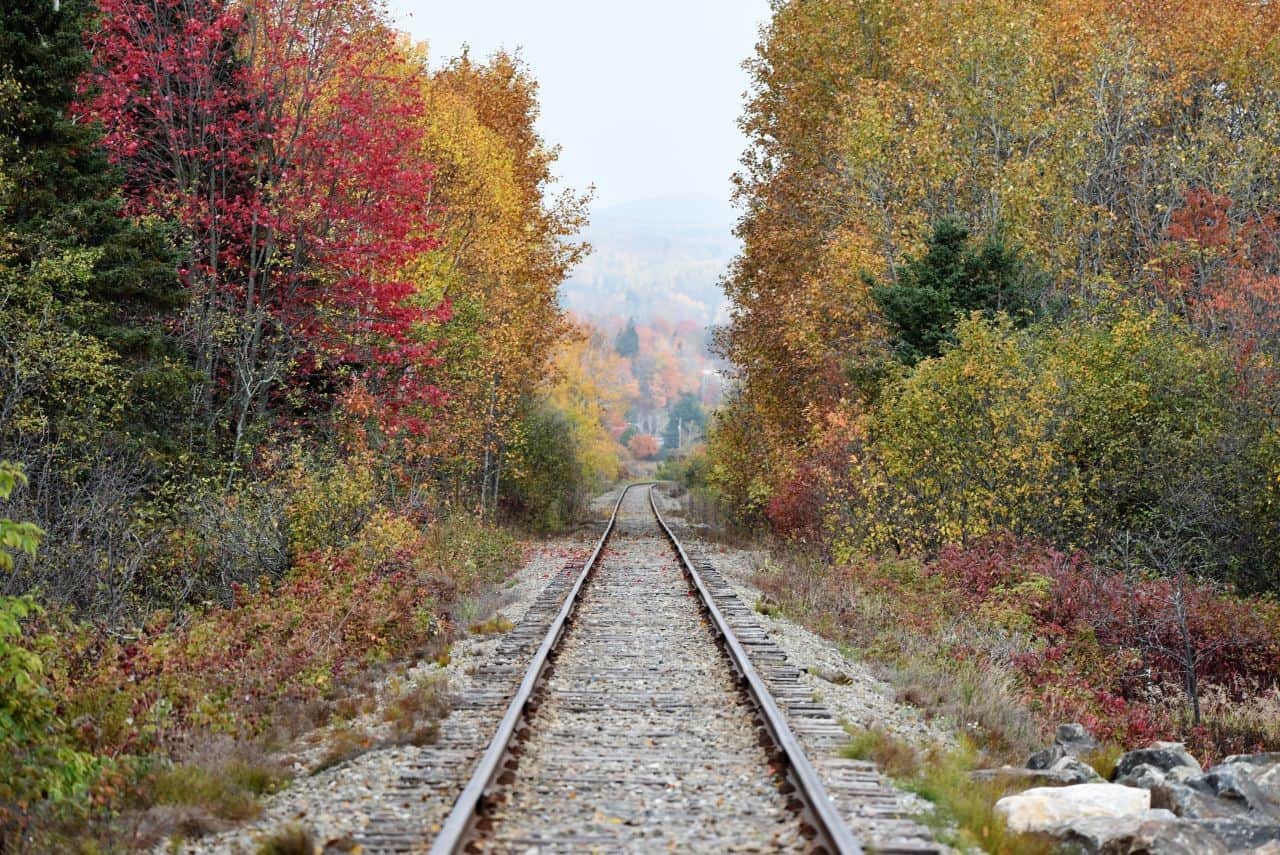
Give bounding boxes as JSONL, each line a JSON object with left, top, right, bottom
{"left": 700, "top": 0, "right": 1280, "bottom": 769}
{"left": 0, "top": 0, "right": 637, "bottom": 845}
{"left": 9, "top": 0, "right": 1280, "bottom": 849}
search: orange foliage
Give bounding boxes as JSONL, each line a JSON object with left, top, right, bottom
{"left": 627, "top": 433, "right": 660, "bottom": 460}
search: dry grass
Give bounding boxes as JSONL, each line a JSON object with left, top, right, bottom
{"left": 892, "top": 656, "right": 1042, "bottom": 761}
{"left": 134, "top": 805, "right": 231, "bottom": 846}
{"left": 842, "top": 728, "right": 1058, "bottom": 854}
{"left": 254, "top": 823, "right": 316, "bottom": 855}
{"left": 1196, "top": 683, "right": 1280, "bottom": 762}
{"left": 751, "top": 550, "right": 1044, "bottom": 763}
{"left": 1081, "top": 743, "right": 1125, "bottom": 780}
{"left": 383, "top": 673, "right": 450, "bottom": 747}
{"left": 311, "top": 726, "right": 380, "bottom": 775}
{"left": 843, "top": 727, "right": 922, "bottom": 778}
{"left": 129, "top": 750, "right": 291, "bottom": 846}
{"left": 312, "top": 675, "right": 451, "bottom": 773}
{"left": 469, "top": 614, "right": 514, "bottom": 635}
{"left": 149, "top": 756, "right": 288, "bottom": 822}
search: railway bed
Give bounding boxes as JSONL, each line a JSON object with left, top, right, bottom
{"left": 356, "top": 484, "right": 941, "bottom": 854}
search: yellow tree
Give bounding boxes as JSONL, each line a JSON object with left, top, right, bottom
{"left": 716, "top": 0, "right": 1280, "bottom": 525}
{"left": 392, "top": 48, "right": 589, "bottom": 512}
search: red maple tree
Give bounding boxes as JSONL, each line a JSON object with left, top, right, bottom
{"left": 1159, "top": 187, "right": 1280, "bottom": 401}
{"left": 81, "top": 0, "right": 449, "bottom": 456}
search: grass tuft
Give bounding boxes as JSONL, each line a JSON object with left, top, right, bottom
{"left": 311, "top": 727, "right": 378, "bottom": 775}
{"left": 754, "top": 594, "right": 783, "bottom": 618}
{"left": 254, "top": 823, "right": 315, "bottom": 855}
{"left": 842, "top": 728, "right": 1057, "bottom": 854}
{"left": 842, "top": 727, "right": 921, "bottom": 778}
{"left": 150, "top": 759, "right": 285, "bottom": 822}
{"left": 383, "top": 674, "right": 449, "bottom": 741}
{"left": 469, "top": 615, "right": 514, "bottom": 635}
{"left": 1082, "top": 743, "right": 1124, "bottom": 780}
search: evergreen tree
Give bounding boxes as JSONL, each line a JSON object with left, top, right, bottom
{"left": 614, "top": 318, "right": 639, "bottom": 358}
{"left": 662, "top": 393, "right": 706, "bottom": 452}
{"left": 869, "top": 218, "right": 1047, "bottom": 364}
{"left": 0, "top": 0, "right": 192, "bottom": 452}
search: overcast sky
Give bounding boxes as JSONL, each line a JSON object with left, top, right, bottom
{"left": 384, "top": 0, "right": 772, "bottom": 214}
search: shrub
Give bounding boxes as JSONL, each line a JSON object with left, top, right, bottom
{"left": 755, "top": 533, "right": 1280, "bottom": 763}
{"left": 255, "top": 824, "right": 316, "bottom": 855}
{"left": 284, "top": 452, "right": 379, "bottom": 557}
{"left": 52, "top": 496, "right": 518, "bottom": 764}
{"left": 853, "top": 306, "right": 1276, "bottom": 591}
{"left": 506, "top": 403, "right": 586, "bottom": 531}
{"left": 859, "top": 314, "right": 1074, "bottom": 552}
{"left": 0, "top": 463, "right": 98, "bottom": 841}
{"left": 655, "top": 444, "right": 711, "bottom": 489}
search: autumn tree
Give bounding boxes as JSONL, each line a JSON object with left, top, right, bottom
{"left": 405, "top": 50, "right": 588, "bottom": 514}
{"left": 628, "top": 433, "right": 660, "bottom": 461}
{"left": 84, "top": 0, "right": 446, "bottom": 467}
{"left": 715, "top": 0, "right": 1280, "bottom": 559}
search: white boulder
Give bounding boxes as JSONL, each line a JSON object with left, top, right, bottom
{"left": 995, "top": 783, "right": 1151, "bottom": 833}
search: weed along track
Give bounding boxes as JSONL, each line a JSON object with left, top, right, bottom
{"left": 359, "top": 484, "right": 938, "bottom": 854}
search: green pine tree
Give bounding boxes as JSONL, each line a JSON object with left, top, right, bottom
{"left": 0, "top": 0, "right": 195, "bottom": 454}
{"left": 614, "top": 318, "right": 639, "bottom": 358}
{"left": 869, "top": 218, "right": 1047, "bottom": 364}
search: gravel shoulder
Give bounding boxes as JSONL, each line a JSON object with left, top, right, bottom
{"left": 173, "top": 533, "right": 598, "bottom": 854}
{"left": 653, "top": 489, "right": 952, "bottom": 750}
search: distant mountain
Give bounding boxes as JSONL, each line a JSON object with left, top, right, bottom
{"left": 561, "top": 194, "right": 738, "bottom": 325}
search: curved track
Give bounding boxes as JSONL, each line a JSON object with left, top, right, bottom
{"left": 428, "top": 484, "right": 860, "bottom": 854}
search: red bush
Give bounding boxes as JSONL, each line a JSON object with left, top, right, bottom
{"left": 765, "top": 463, "right": 826, "bottom": 539}
{"left": 926, "top": 534, "right": 1280, "bottom": 753}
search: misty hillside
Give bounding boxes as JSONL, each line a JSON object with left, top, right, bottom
{"left": 562, "top": 194, "right": 737, "bottom": 324}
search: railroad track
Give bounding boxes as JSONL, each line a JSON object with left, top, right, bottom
{"left": 357, "top": 484, "right": 940, "bottom": 854}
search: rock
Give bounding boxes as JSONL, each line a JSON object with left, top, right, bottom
{"left": 1150, "top": 779, "right": 1251, "bottom": 821}
{"left": 1027, "top": 722, "right": 1099, "bottom": 770}
{"left": 1245, "top": 842, "right": 1280, "bottom": 855}
{"left": 1056, "top": 722, "right": 1101, "bottom": 756}
{"left": 1193, "top": 819, "right": 1280, "bottom": 851}
{"left": 1168, "top": 765, "right": 1205, "bottom": 784}
{"left": 1114, "top": 742, "right": 1203, "bottom": 780}
{"left": 1053, "top": 809, "right": 1228, "bottom": 855}
{"left": 1029, "top": 746, "right": 1065, "bottom": 770}
{"left": 1116, "top": 762, "right": 1168, "bottom": 790}
{"left": 994, "top": 783, "right": 1151, "bottom": 833}
{"left": 1111, "top": 816, "right": 1230, "bottom": 855}
{"left": 1050, "top": 754, "right": 1104, "bottom": 784}
{"left": 1225, "top": 753, "right": 1280, "bottom": 767}
{"left": 1205, "top": 759, "right": 1280, "bottom": 821}
{"left": 1259, "top": 763, "right": 1280, "bottom": 818}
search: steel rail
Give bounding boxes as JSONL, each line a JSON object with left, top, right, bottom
{"left": 430, "top": 481, "right": 861, "bottom": 854}
{"left": 428, "top": 483, "right": 637, "bottom": 855}
{"left": 648, "top": 484, "right": 863, "bottom": 855}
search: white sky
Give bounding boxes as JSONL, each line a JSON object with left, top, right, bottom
{"left": 384, "top": 0, "right": 772, "bottom": 212}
